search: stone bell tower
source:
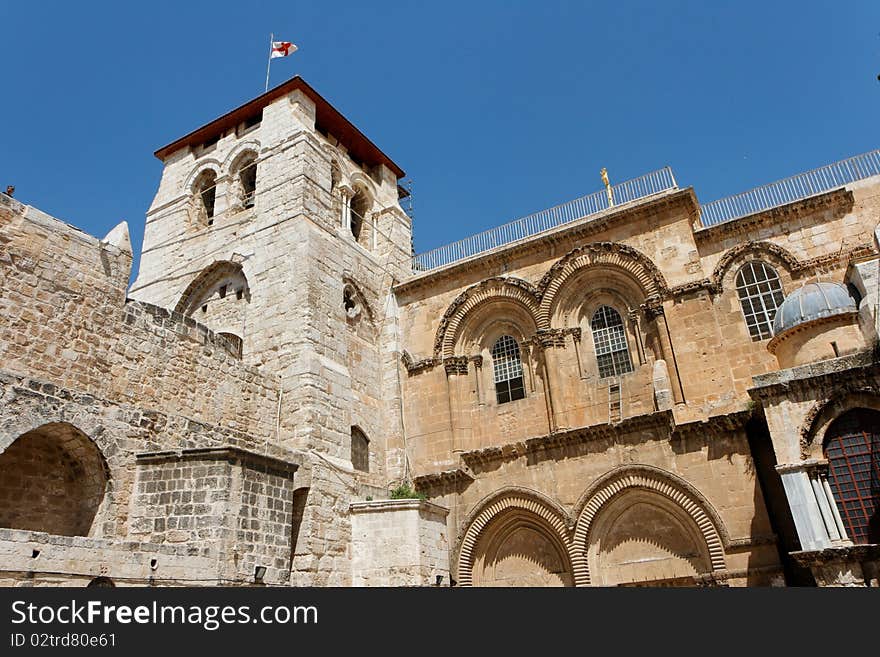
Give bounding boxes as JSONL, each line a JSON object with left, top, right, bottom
{"left": 130, "top": 77, "right": 412, "bottom": 485}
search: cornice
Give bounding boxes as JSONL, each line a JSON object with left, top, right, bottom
{"left": 749, "top": 350, "right": 880, "bottom": 400}
{"left": 693, "top": 188, "right": 855, "bottom": 244}
{"left": 395, "top": 188, "right": 698, "bottom": 296}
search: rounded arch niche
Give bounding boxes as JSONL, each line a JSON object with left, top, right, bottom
{"left": 0, "top": 422, "right": 108, "bottom": 537}
{"left": 572, "top": 466, "right": 727, "bottom": 586}
{"left": 456, "top": 490, "right": 575, "bottom": 587}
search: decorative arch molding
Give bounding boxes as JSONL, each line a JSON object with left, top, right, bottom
{"left": 341, "top": 275, "right": 377, "bottom": 326}
{"left": 537, "top": 242, "right": 668, "bottom": 326}
{"left": 455, "top": 487, "right": 574, "bottom": 587}
{"left": 183, "top": 160, "right": 223, "bottom": 192}
{"left": 434, "top": 277, "right": 542, "bottom": 359}
{"left": 222, "top": 140, "right": 262, "bottom": 170}
{"left": 710, "top": 241, "right": 800, "bottom": 292}
{"left": 348, "top": 171, "right": 377, "bottom": 196}
{"left": 799, "top": 386, "right": 880, "bottom": 459}
{"left": 174, "top": 260, "right": 248, "bottom": 315}
{"left": 571, "top": 465, "right": 728, "bottom": 586}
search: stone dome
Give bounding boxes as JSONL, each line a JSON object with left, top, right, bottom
{"left": 772, "top": 282, "right": 858, "bottom": 336}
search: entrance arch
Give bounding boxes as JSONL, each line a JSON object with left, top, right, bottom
{"left": 0, "top": 422, "right": 108, "bottom": 536}
{"left": 573, "top": 466, "right": 727, "bottom": 586}
{"left": 457, "top": 490, "right": 574, "bottom": 587}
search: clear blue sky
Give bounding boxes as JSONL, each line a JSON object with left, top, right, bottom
{"left": 2, "top": 1, "right": 878, "bottom": 280}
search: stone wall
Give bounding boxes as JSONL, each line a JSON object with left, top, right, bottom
{"left": 350, "top": 499, "right": 450, "bottom": 587}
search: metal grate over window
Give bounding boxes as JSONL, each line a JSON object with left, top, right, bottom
{"left": 824, "top": 409, "right": 880, "bottom": 544}
{"left": 491, "top": 335, "right": 525, "bottom": 404}
{"left": 591, "top": 306, "right": 633, "bottom": 379}
{"left": 735, "top": 261, "right": 785, "bottom": 341}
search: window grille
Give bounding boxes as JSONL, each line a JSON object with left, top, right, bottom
{"left": 735, "top": 261, "right": 785, "bottom": 340}
{"left": 824, "top": 409, "right": 880, "bottom": 544}
{"left": 491, "top": 335, "right": 525, "bottom": 404}
{"left": 591, "top": 306, "right": 633, "bottom": 379}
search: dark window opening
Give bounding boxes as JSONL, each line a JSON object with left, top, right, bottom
{"left": 201, "top": 304, "right": 207, "bottom": 313}
{"left": 350, "top": 189, "right": 370, "bottom": 241}
{"left": 195, "top": 170, "right": 217, "bottom": 224}
{"left": 238, "top": 155, "right": 257, "bottom": 208}
{"left": 351, "top": 427, "right": 369, "bottom": 473}
{"left": 847, "top": 282, "right": 863, "bottom": 308}
{"left": 343, "top": 288, "right": 355, "bottom": 313}
{"left": 87, "top": 577, "right": 115, "bottom": 588}
{"left": 199, "top": 135, "right": 219, "bottom": 153}
{"left": 237, "top": 111, "right": 262, "bottom": 136}
{"left": 492, "top": 335, "right": 526, "bottom": 404}
{"left": 218, "top": 332, "right": 243, "bottom": 359}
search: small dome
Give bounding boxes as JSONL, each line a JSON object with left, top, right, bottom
{"left": 772, "top": 282, "right": 858, "bottom": 336}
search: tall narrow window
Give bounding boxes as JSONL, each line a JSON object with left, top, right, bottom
{"left": 824, "top": 408, "right": 880, "bottom": 544}
{"left": 237, "top": 154, "right": 257, "bottom": 208}
{"left": 735, "top": 261, "right": 785, "bottom": 340}
{"left": 492, "top": 335, "right": 525, "bottom": 404}
{"left": 351, "top": 427, "right": 369, "bottom": 473}
{"left": 195, "top": 170, "right": 217, "bottom": 225}
{"left": 591, "top": 306, "right": 633, "bottom": 379}
{"left": 350, "top": 188, "right": 370, "bottom": 242}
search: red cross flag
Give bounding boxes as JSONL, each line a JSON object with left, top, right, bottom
{"left": 271, "top": 41, "right": 298, "bottom": 58}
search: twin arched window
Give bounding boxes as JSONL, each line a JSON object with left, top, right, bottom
{"left": 489, "top": 305, "right": 634, "bottom": 404}
{"left": 591, "top": 306, "right": 633, "bottom": 379}
{"left": 735, "top": 261, "right": 785, "bottom": 340}
{"left": 492, "top": 335, "right": 525, "bottom": 404}
{"left": 824, "top": 408, "right": 880, "bottom": 544}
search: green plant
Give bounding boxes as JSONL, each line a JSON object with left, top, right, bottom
{"left": 390, "top": 483, "right": 427, "bottom": 500}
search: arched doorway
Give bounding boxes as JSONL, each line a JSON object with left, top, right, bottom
{"left": 0, "top": 422, "right": 108, "bottom": 536}
{"left": 471, "top": 510, "right": 573, "bottom": 586}
{"left": 586, "top": 490, "right": 712, "bottom": 586}
{"left": 457, "top": 492, "right": 574, "bottom": 587}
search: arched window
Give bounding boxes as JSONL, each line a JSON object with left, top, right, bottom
{"left": 218, "top": 332, "right": 243, "bottom": 359}
{"left": 591, "top": 306, "right": 633, "bottom": 379}
{"left": 194, "top": 170, "right": 217, "bottom": 225}
{"left": 350, "top": 188, "right": 370, "bottom": 242}
{"left": 491, "top": 335, "right": 525, "bottom": 404}
{"left": 823, "top": 408, "right": 880, "bottom": 544}
{"left": 351, "top": 427, "right": 369, "bottom": 473}
{"left": 735, "top": 261, "right": 785, "bottom": 340}
{"left": 236, "top": 153, "right": 257, "bottom": 208}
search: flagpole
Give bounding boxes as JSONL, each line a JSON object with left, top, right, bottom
{"left": 264, "top": 33, "right": 274, "bottom": 92}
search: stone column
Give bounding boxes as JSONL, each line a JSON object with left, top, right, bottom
{"left": 444, "top": 356, "right": 473, "bottom": 455}
{"left": 646, "top": 303, "right": 684, "bottom": 404}
{"left": 776, "top": 460, "right": 849, "bottom": 551}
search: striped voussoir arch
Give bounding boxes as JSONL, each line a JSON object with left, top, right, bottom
{"left": 455, "top": 490, "right": 574, "bottom": 587}
{"left": 536, "top": 242, "right": 668, "bottom": 326}
{"left": 570, "top": 466, "right": 727, "bottom": 586}
{"left": 435, "top": 277, "right": 543, "bottom": 359}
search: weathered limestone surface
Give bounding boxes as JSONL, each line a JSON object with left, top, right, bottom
{"left": 2, "top": 76, "right": 879, "bottom": 586}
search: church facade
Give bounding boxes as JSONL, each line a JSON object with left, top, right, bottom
{"left": 1, "top": 77, "right": 878, "bottom": 586}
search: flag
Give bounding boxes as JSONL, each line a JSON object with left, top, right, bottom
{"left": 270, "top": 41, "right": 297, "bottom": 58}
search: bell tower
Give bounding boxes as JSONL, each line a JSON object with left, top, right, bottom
{"left": 130, "top": 77, "right": 412, "bottom": 486}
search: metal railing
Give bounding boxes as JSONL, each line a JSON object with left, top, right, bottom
{"left": 699, "top": 149, "right": 880, "bottom": 227}
{"left": 412, "top": 167, "right": 678, "bottom": 272}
